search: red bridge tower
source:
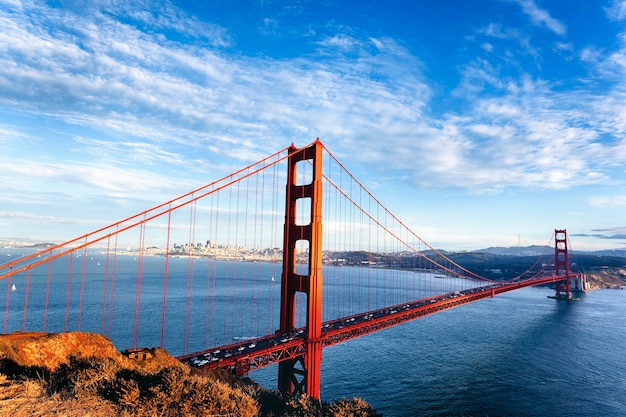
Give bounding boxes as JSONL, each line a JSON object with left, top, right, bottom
{"left": 552, "top": 229, "right": 585, "bottom": 299}
{"left": 553, "top": 229, "right": 572, "bottom": 299}
{"left": 278, "top": 140, "right": 324, "bottom": 399}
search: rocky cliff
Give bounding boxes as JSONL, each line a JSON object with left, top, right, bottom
{"left": 0, "top": 332, "right": 380, "bottom": 417}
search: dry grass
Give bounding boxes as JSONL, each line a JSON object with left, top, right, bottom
{"left": 277, "top": 394, "right": 382, "bottom": 417}
{"left": 0, "top": 332, "right": 380, "bottom": 417}
{"left": 0, "top": 332, "right": 258, "bottom": 417}
{"left": 0, "top": 373, "right": 116, "bottom": 416}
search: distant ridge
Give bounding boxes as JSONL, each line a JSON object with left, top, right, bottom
{"left": 473, "top": 245, "right": 551, "bottom": 257}
{"left": 472, "top": 245, "right": 626, "bottom": 258}
{"left": 587, "top": 249, "right": 626, "bottom": 258}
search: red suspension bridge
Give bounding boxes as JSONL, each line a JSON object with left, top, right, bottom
{"left": 0, "top": 140, "right": 584, "bottom": 399}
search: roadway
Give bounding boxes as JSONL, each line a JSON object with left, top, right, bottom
{"left": 177, "top": 274, "right": 574, "bottom": 375}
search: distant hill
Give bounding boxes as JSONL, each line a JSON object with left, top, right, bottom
{"left": 586, "top": 249, "right": 626, "bottom": 258}
{"left": 449, "top": 250, "right": 626, "bottom": 280}
{"left": 473, "top": 245, "right": 552, "bottom": 257}
{"left": 474, "top": 245, "right": 626, "bottom": 258}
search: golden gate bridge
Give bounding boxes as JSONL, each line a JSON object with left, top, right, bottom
{"left": 0, "top": 140, "right": 584, "bottom": 399}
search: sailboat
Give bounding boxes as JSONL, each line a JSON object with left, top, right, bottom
{"left": 11, "top": 284, "right": 16, "bottom": 292}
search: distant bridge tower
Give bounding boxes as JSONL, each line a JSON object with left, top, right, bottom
{"left": 278, "top": 140, "right": 324, "bottom": 399}
{"left": 552, "top": 229, "right": 586, "bottom": 299}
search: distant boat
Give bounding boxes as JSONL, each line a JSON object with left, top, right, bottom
{"left": 11, "top": 284, "right": 16, "bottom": 292}
{"left": 271, "top": 276, "right": 275, "bottom": 282}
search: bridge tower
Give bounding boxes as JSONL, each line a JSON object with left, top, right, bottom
{"left": 552, "top": 229, "right": 584, "bottom": 299}
{"left": 554, "top": 229, "right": 571, "bottom": 299}
{"left": 278, "top": 140, "right": 324, "bottom": 399}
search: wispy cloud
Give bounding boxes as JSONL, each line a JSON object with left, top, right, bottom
{"left": 0, "top": 211, "right": 98, "bottom": 225}
{"left": 1, "top": 0, "right": 626, "bottom": 198}
{"left": 72, "top": 137, "right": 189, "bottom": 167}
{"left": 586, "top": 227, "right": 626, "bottom": 240}
{"left": 605, "top": 0, "right": 626, "bottom": 21}
{"left": 1, "top": 158, "right": 182, "bottom": 197}
{"left": 511, "top": 0, "right": 567, "bottom": 35}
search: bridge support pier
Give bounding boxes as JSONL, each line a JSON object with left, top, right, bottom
{"left": 278, "top": 140, "right": 324, "bottom": 399}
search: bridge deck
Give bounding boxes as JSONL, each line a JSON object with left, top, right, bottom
{"left": 177, "top": 275, "right": 572, "bottom": 375}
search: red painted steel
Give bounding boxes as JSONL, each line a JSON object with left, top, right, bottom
{"left": 554, "top": 229, "right": 572, "bottom": 299}
{"left": 278, "top": 140, "right": 324, "bottom": 399}
{"left": 178, "top": 273, "right": 582, "bottom": 375}
{"left": 0, "top": 142, "right": 582, "bottom": 400}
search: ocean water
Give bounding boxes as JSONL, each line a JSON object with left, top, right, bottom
{"left": 2, "top": 250, "right": 625, "bottom": 416}
{"left": 252, "top": 287, "right": 626, "bottom": 417}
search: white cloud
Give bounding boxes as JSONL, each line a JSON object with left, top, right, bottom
{"left": 318, "top": 34, "right": 360, "bottom": 51}
{"left": 605, "top": 0, "right": 626, "bottom": 21}
{"left": 1, "top": 158, "right": 182, "bottom": 196}
{"left": 0, "top": 123, "right": 35, "bottom": 143}
{"left": 554, "top": 42, "right": 573, "bottom": 52}
{"left": 512, "top": 0, "right": 567, "bottom": 35}
{"left": 579, "top": 46, "right": 603, "bottom": 64}
{"left": 0, "top": 211, "right": 97, "bottom": 225}
{"left": 72, "top": 137, "right": 189, "bottom": 167}
{"left": 1, "top": 0, "right": 626, "bottom": 202}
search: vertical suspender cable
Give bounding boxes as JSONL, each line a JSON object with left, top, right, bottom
{"left": 344, "top": 174, "right": 349, "bottom": 317}
{"left": 382, "top": 208, "right": 391, "bottom": 306}
{"left": 204, "top": 194, "right": 213, "bottom": 349}
{"left": 101, "top": 237, "right": 111, "bottom": 334}
{"left": 366, "top": 176, "right": 368, "bottom": 311}
{"left": 267, "top": 165, "right": 274, "bottom": 333}
{"left": 3, "top": 273, "right": 11, "bottom": 333}
{"left": 253, "top": 172, "right": 261, "bottom": 338}
{"left": 226, "top": 178, "right": 233, "bottom": 339}
{"left": 161, "top": 206, "right": 172, "bottom": 348}
{"left": 251, "top": 170, "right": 259, "bottom": 338}
{"left": 237, "top": 176, "right": 245, "bottom": 338}
{"left": 133, "top": 220, "right": 146, "bottom": 349}
{"left": 211, "top": 191, "right": 220, "bottom": 346}
{"left": 108, "top": 228, "right": 119, "bottom": 339}
{"left": 43, "top": 252, "right": 52, "bottom": 331}
{"left": 325, "top": 154, "right": 335, "bottom": 322}
{"left": 64, "top": 254, "right": 73, "bottom": 332}
{"left": 184, "top": 199, "right": 197, "bottom": 354}
{"left": 383, "top": 213, "right": 390, "bottom": 304}
{"left": 21, "top": 269, "right": 31, "bottom": 331}
{"left": 77, "top": 238, "right": 87, "bottom": 331}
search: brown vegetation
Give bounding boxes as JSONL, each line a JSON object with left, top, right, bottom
{"left": 584, "top": 268, "right": 626, "bottom": 289}
{"left": 0, "top": 332, "right": 381, "bottom": 417}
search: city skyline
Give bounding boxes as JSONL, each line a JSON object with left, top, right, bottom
{"left": 2, "top": 1, "right": 626, "bottom": 252}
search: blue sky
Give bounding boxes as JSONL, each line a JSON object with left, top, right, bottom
{"left": 1, "top": 0, "right": 626, "bottom": 252}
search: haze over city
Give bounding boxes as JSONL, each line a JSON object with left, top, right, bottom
{"left": 2, "top": 0, "right": 626, "bottom": 252}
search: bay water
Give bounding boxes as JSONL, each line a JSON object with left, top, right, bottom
{"left": 254, "top": 287, "right": 626, "bottom": 416}
{"left": 2, "top": 250, "right": 625, "bottom": 416}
